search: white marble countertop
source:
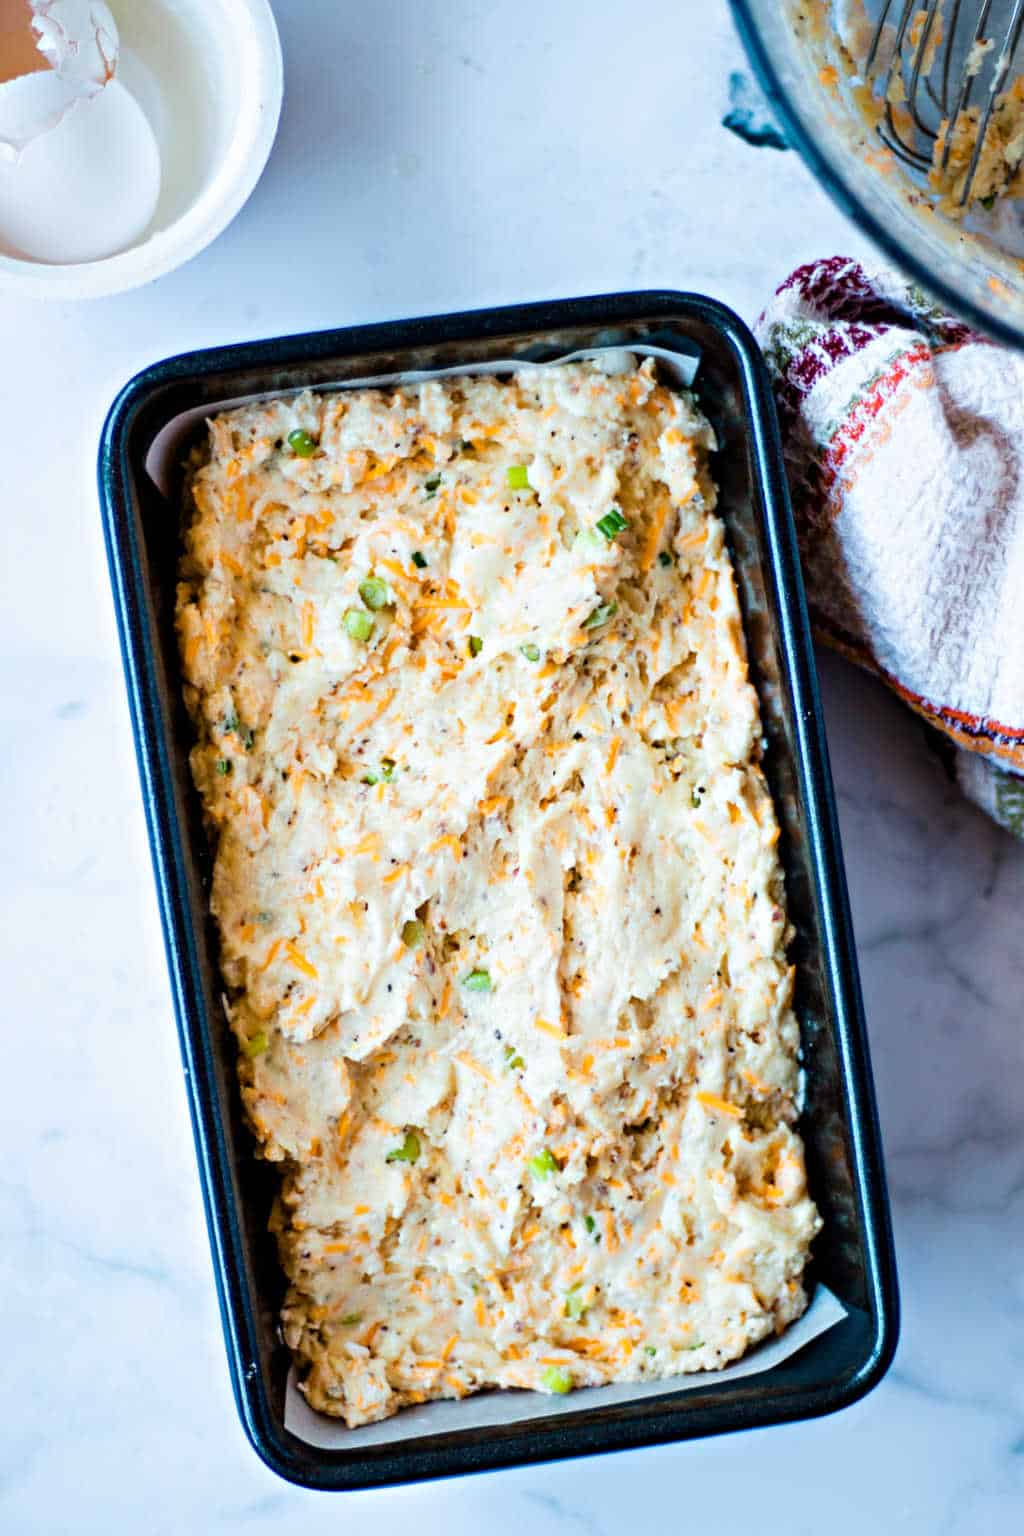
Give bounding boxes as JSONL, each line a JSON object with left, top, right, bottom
{"left": 2, "top": 2, "right": 1021, "bottom": 1531}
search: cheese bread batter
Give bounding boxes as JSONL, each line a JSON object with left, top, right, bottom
{"left": 177, "top": 357, "right": 820, "bottom": 1427}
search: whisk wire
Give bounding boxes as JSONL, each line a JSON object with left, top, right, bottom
{"left": 864, "top": 0, "right": 902, "bottom": 77}
{"left": 939, "top": 0, "right": 994, "bottom": 175}
{"left": 905, "top": 0, "right": 944, "bottom": 136}
{"left": 940, "top": 0, "right": 967, "bottom": 113}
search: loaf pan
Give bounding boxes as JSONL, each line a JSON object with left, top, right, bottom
{"left": 98, "top": 291, "right": 898, "bottom": 1489}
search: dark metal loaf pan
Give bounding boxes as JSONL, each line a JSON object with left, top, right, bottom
{"left": 98, "top": 292, "right": 898, "bottom": 1490}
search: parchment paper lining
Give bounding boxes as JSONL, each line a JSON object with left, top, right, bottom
{"left": 144, "top": 339, "right": 701, "bottom": 497}
{"left": 284, "top": 1286, "right": 847, "bottom": 1448}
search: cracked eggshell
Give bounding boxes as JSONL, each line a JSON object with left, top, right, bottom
{"left": 0, "top": 0, "right": 282, "bottom": 298}
{"left": 0, "top": 0, "right": 118, "bottom": 161}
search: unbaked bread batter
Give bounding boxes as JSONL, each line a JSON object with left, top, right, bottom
{"left": 177, "top": 357, "right": 820, "bottom": 1427}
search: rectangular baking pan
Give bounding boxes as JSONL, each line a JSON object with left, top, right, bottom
{"left": 98, "top": 292, "right": 898, "bottom": 1490}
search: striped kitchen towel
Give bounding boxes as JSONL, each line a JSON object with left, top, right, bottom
{"left": 755, "top": 256, "right": 1024, "bottom": 836}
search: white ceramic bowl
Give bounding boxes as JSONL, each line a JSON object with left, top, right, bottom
{"left": 0, "top": 0, "right": 282, "bottom": 299}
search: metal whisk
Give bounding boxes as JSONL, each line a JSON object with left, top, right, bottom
{"left": 864, "top": 0, "right": 1024, "bottom": 204}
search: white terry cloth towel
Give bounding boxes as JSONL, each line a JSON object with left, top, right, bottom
{"left": 755, "top": 256, "right": 1024, "bottom": 836}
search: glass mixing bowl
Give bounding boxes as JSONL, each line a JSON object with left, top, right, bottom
{"left": 730, "top": 0, "right": 1024, "bottom": 349}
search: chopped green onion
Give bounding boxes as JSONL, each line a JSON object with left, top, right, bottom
{"left": 380, "top": 758, "right": 396, "bottom": 782}
{"left": 980, "top": 193, "right": 997, "bottom": 210}
{"left": 645, "top": 1345, "right": 657, "bottom": 1357}
{"left": 216, "top": 758, "right": 232, "bottom": 776}
{"left": 412, "top": 551, "right": 428, "bottom": 569}
{"left": 424, "top": 474, "right": 441, "bottom": 497}
{"left": 504, "top": 1044, "right": 525, "bottom": 1071}
{"left": 507, "top": 464, "right": 531, "bottom": 490}
{"left": 463, "top": 969, "right": 492, "bottom": 993}
{"left": 287, "top": 428, "right": 317, "bottom": 457}
{"left": 401, "top": 918, "right": 425, "bottom": 949}
{"left": 528, "top": 1147, "right": 558, "bottom": 1179}
{"left": 468, "top": 635, "right": 483, "bottom": 657}
{"left": 340, "top": 1312, "right": 363, "bottom": 1326}
{"left": 385, "top": 1129, "right": 421, "bottom": 1164}
{"left": 564, "top": 1285, "right": 587, "bottom": 1322}
{"left": 362, "top": 771, "right": 379, "bottom": 786}
{"left": 223, "top": 710, "right": 240, "bottom": 734}
{"left": 688, "top": 1338, "right": 704, "bottom": 1351}
{"left": 595, "top": 507, "right": 628, "bottom": 541}
{"left": 582, "top": 601, "right": 618, "bottom": 629}
{"left": 358, "top": 575, "right": 389, "bottom": 610}
{"left": 540, "top": 1365, "right": 573, "bottom": 1395}
{"left": 691, "top": 786, "right": 704, "bottom": 809}
{"left": 658, "top": 550, "right": 673, "bottom": 568}
{"left": 583, "top": 1213, "right": 600, "bottom": 1241}
{"left": 520, "top": 642, "right": 540, "bottom": 662}
{"left": 243, "top": 1031, "right": 269, "bottom": 1058}
{"left": 344, "top": 608, "right": 374, "bottom": 642}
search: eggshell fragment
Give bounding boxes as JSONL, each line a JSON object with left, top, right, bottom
{"left": 0, "top": 0, "right": 118, "bottom": 162}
